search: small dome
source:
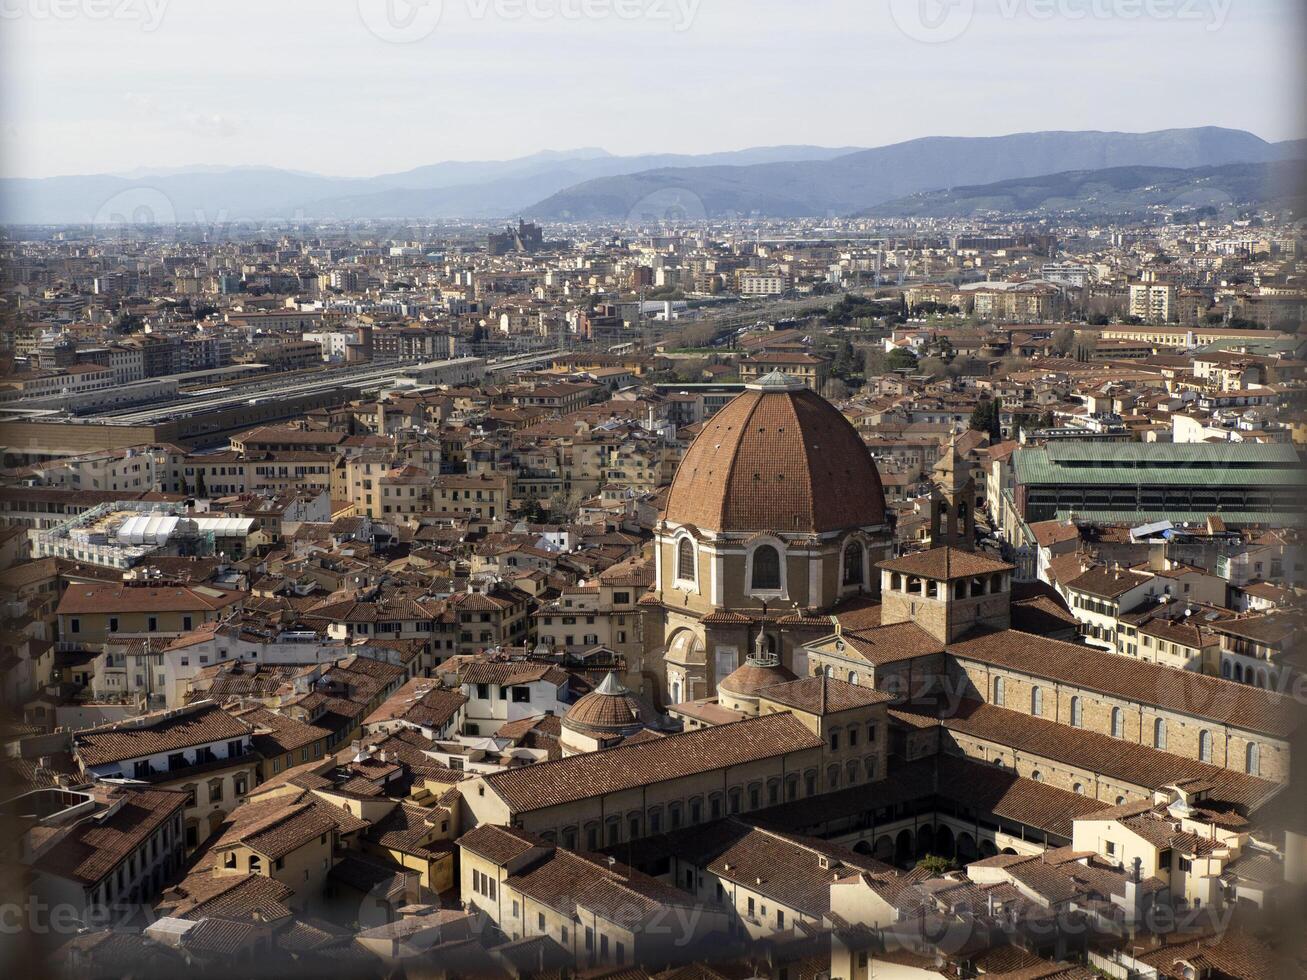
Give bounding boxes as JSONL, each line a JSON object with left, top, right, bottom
{"left": 563, "top": 672, "right": 646, "bottom": 736}
{"left": 718, "top": 656, "right": 797, "bottom": 699}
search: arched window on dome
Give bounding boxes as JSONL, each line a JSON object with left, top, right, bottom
{"left": 750, "top": 545, "right": 781, "bottom": 592}
{"left": 676, "top": 537, "right": 696, "bottom": 584}
{"left": 842, "top": 542, "right": 864, "bottom": 586}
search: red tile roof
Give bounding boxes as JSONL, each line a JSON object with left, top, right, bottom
{"left": 480, "top": 713, "right": 822, "bottom": 813}
{"left": 948, "top": 629, "right": 1301, "bottom": 739}
{"left": 663, "top": 383, "right": 886, "bottom": 533}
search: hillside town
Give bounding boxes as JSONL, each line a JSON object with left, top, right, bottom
{"left": 1, "top": 213, "right": 1305, "bottom": 980}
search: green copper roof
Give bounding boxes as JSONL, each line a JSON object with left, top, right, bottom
{"left": 1014, "top": 442, "right": 1304, "bottom": 488}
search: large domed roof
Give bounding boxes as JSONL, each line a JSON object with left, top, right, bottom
{"left": 663, "top": 372, "right": 886, "bottom": 534}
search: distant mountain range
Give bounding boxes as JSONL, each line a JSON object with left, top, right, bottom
{"left": 526, "top": 128, "right": 1306, "bottom": 220}
{"left": 0, "top": 146, "right": 862, "bottom": 225}
{"left": 1, "top": 128, "right": 1302, "bottom": 225}
{"left": 860, "top": 160, "right": 1307, "bottom": 219}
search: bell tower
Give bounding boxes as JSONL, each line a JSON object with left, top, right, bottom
{"left": 930, "top": 436, "right": 976, "bottom": 551}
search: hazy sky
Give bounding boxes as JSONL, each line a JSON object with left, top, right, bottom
{"left": 2, "top": 0, "right": 1303, "bottom": 178}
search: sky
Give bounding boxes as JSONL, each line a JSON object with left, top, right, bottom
{"left": 1, "top": 0, "right": 1304, "bottom": 178}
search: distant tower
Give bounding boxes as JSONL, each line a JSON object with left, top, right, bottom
{"left": 930, "top": 436, "right": 976, "bottom": 551}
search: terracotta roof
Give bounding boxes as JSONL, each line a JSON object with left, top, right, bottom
{"left": 57, "top": 582, "right": 246, "bottom": 616}
{"left": 948, "top": 629, "right": 1301, "bottom": 739}
{"left": 1065, "top": 566, "right": 1154, "bottom": 599}
{"left": 458, "top": 823, "right": 544, "bottom": 865}
{"left": 1029, "top": 520, "right": 1081, "bottom": 548}
{"left": 596, "top": 555, "right": 654, "bottom": 587}
{"left": 879, "top": 547, "right": 1013, "bottom": 581}
{"left": 364, "top": 679, "right": 468, "bottom": 730}
{"left": 662, "top": 380, "right": 886, "bottom": 533}
{"left": 468, "top": 825, "right": 708, "bottom": 920}
{"left": 451, "top": 660, "right": 569, "bottom": 688}
{"left": 157, "top": 867, "right": 295, "bottom": 922}
{"left": 231, "top": 705, "right": 332, "bottom": 756}
{"left": 718, "top": 658, "right": 797, "bottom": 697}
{"left": 75, "top": 702, "right": 251, "bottom": 767}
{"left": 614, "top": 818, "right": 890, "bottom": 919}
{"left": 211, "top": 790, "right": 367, "bottom": 860}
{"left": 563, "top": 673, "right": 646, "bottom": 733}
{"left": 830, "top": 621, "right": 945, "bottom": 665}
{"left": 1131, "top": 928, "right": 1277, "bottom": 980}
{"left": 33, "top": 787, "right": 187, "bottom": 885}
{"left": 366, "top": 802, "right": 449, "bottom": 855}
{"left": 480, "top": 713, "right": 823, "bottom": 813}
{"left": 939, "top": 700, "right": 1280, "bottom": 810}
{"left": 759, "top": 675, "right": 892, "bottom": 715}
{"left": 1011, "top": 593, "right": 1080, "bottom": 635}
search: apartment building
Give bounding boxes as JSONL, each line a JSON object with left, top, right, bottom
{"left": 73, "top": 701, "right": 258, "bottom": 849}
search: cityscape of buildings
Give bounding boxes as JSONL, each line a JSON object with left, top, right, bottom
{"left": 0, "top": 198, "right": 1304, "bottom": 980}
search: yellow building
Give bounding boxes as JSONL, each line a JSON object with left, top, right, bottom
{"left": 459, "top": 824, "right": 730, "bottom": 970}
{"left": 56, "top": 580, "right": 245, "bottom": 648}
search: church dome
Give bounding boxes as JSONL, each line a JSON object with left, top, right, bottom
{"left": 663, "top": 372, "right": 886, "bottom": 534}
{"left": 562, "top": 672, "right": 646, "bottom": 736}
{"left": 718, "top": 655, "right": 797, "bottom": 699}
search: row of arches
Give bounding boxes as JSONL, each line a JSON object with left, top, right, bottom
{"left": 887, "top": 571, "right": 1006, "bottom": 600}
{"left": 673, "top": 534, "right": 876, "bottom": 595}
{"left": 545, "top": 772, "right": 825, "bottom": 851}
{"left": 991, "top": 679, "right": 1263, "bottom": 775}
{"left": 1223, "top": 660, "right": 1273, "bottom": 689}
{"left": 676, "top": 536, "right": 782, "bottom": 592}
